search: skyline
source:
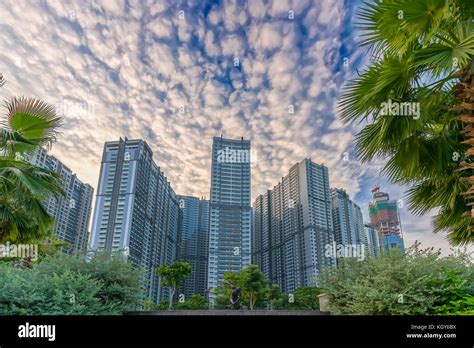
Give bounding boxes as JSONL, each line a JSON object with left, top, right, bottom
{"left": 0, "top": 0, "right": 469, "bottom": 254}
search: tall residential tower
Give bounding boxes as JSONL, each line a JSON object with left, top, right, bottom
{"left": 207, "top": 136, "right": 252, "bottom": 296}
{"left": 364, "top": 223, "right": 381, "bottom": 256}
{"left": 90, "top": 138, "right": 181, "bottom": 302}
{"left": 331, "top": 188, "right": 367, "bottom": 248}
{"left": 177, "top": 195, "right": 210, "bottom": 299}
{"left": 253, "top": 159, "right": 336, "bottom": 293}
{"left": 27, "top": 148, "right": 93, "bottom": 255}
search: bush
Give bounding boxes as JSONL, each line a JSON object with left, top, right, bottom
{"left": 280, "top": 286, "right": 321, "bottom": 310}
{"left": 146, "top": 294, "right": 209, "bottom": 310}
{"left": 174, "top": 294, "right": 209, "bottom": 310}
{"left": 0, "top": 252, "right": 143, "bottom": 315}
{"left": 434, "top": 270, "right": 474, "bottom": 315}
{"left": 320, "top": 244, "right": 474, "bottom": 315}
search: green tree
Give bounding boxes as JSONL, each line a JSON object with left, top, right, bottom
{"left": 212, "top": 286, "right": 232, "bottom": 309}
{"left": 0, "top": 73, "right": 64, "bottom": 245}
{"left": 239, "top": 264, "right": 268, "bottom": 310}
{"left": 221, "top": 264, "right": 267, "bottom": 310}
{"left": 37, "top": 233, "right": 71, "bottom": 259}
{"left": 320, "top": 243, "right": 474, "bottom": 314}
{"left": 156, "top": 261, "right": 192, "bottom": 310}
{"left": 338, "top": 0, "right": 474, "bottom": 244}
{"left": 266, "top": 284, "right": 282, "bottom": 310}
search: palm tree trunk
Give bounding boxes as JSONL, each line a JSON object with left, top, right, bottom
{"left": 452, "top": 68, "right": 474, "bottom": 226}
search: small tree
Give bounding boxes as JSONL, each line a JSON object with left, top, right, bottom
{"left": 266, "top": 284, "right": 282, "bottom": 310}
{"left": 239, "top": 264, "right": 267, "bottom": 311}
{"left": 156, "top": 261, "right": 191, "bottom": 310}
{"left": 213, "top": 287, "right": 232, "bottom": 309}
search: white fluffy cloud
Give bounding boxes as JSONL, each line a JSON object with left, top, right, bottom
{"left": 0, "top": 0, "right": 465, "bottom": 253}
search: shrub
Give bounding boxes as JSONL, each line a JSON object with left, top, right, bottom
{"left": 0, "top": 252, "right": 143, "bottom": 315}
{"left": 320, "top": 244, "right": 474, "bottom": 315}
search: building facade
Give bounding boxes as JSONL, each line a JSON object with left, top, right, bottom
{"left": 368, "top": 186, "right": 404, "bottom": 254}
{"left": 27, "top": 148, "right": 93, "bottom": 255}
{"left": 364, "top": 223, "right": 380, "bottom": 257}
{"left": 177, "top": 195, "right": 210, "bottom": 299}
{"left": 207, "top": 136, "right": 252, "bottom": 297}
{"left": 90, "top": 138, "right": 181, "bottom": 302}
{"left": 253, "top": 159, "right": 336, "bottom": 293}
{"left": 331, "top": 188, "right": 367, "bottom": 248}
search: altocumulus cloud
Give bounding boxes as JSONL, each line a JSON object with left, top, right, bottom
{"left": 0, "top": 0, "right": 468, "bottom": 254}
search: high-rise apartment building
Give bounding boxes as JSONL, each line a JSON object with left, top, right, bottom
{"left": 27, "top": 148, "right": 93, "bottom": 255}
{"left": 207, "top": 136, "right": 252, "bottom": 297}
{"left": 90, "top": 138, "right": 181, "bottom": 302}
{"left": 252, "top": 191, "right": 272, "bottom": 283}
{"left": 177, "top": 195, "right": 210, "bottom": 299}
{"left": 331, "top": 188, "right": 366, "bottom": 248}
{"left": 364, "top": 223, "right": 380, "bottom": 256}
{"left": 253, "top": 159, "right": 336, "bottom": 293}
{"left": 368, "top": 186, "right": 404, "bottom": 254}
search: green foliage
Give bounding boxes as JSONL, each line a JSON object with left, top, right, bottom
{"left": 214, "top": 265, "right": 270, "bottom": 310}
{"left": 266, "top": 284, "right": 282, "bottom": 310}
{"left": 236, "top": 264, "right": 268, "bottom": 310}
{"left": 281, "top": 287, "right": 322, "bottom": 311}
{"left": 320, "top": 243, "right": 474, "bottom": 315}
{"left": 0, "top": 252, "right": 143, "bottom": 314}
{"left": 212, "top": 287, "right": 232, "bottom": 309}
{"left": 154, "top": 301, "right": 170, "bottom": 310}
{"left": 37, "top": 233, "right": 71, "bottom": 259}
{"left": 36, "top": 252, "right": 143, "bottom": 313}
{"left": 338, "top": 0, "right": 474, "bottom": 244}
{"left": 175, "top": 294, "right": 209, "bottom": 310}
{"left": 142, "top": 299, "right": 155, "bottom": 311}
{"left": 0, "top": 265, "right": 103, "bottom": 315}
{"left": 156, "top": 261, "right": 192, "bottom": 289}
{"left": 156, "top": 261, "right": 192, "bottom": 310}
{"left": 146, "top": 294, "right": 209, "bottom": 311}
{"left": 434, "top": 270, "right": 474, "bottom": 314}
{"left": 0, "top": 73, "right": 64, "bottom": 245}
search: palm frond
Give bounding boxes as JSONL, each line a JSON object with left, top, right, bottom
{"left": 338, "top": 54, "right": 420, "bottom": 123}
{"left": 414, "top": 22, "right": 474, "bottom": 76}
{"left": 0, "top": 158, "right": 65, "bottom": 200}
{"left": 3, "top": 97, "right": 62, "bottom": 151}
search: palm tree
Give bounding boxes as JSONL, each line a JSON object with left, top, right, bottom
{"left": 0, "top": 74, "right": 64, "bottom": 244}
{"left": 338, "top": 0, "right": 474, "bottom": 244}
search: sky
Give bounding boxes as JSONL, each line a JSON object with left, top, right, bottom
{"left": 0, "top": 0, "right": 471, "bottom": 255}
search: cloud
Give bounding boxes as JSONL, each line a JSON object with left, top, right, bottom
{"left": 0, "top": 0, "right": 465, "bottom": 254}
